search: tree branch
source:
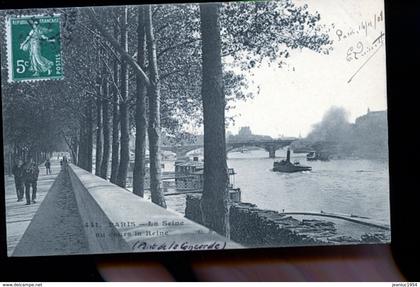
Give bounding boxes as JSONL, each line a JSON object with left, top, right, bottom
{"left": 86, "top": 8, "right": 151, "bottom": 87}
{"left": 97, "top": 40, "right": 122, "bottom": 65}
{"left": 161, "top": 68, "right": 184, "bottom": 81}
{"left": 101, "top": 57, "right": 123, "bottom": 103}
{"left": 157, "top": 38, "right": 200, "bottom": 59}
{"left": 152, "top": 5, "right": 162, "bottom": 17}
{"left": 156, "top": 22, "right": 169, "bottom": 34}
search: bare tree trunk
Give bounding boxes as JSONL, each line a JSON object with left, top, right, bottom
{"left": 116, "top": 7, "right": 130, "bottom": 188}
{"left": 78, "top": 100, "right": 93, "bottom": 172}
{"left": 145, "top": 6, "right": 166, "bottom": 208}
{"left": 133, "top": 6, "right": 147, "bottom": 197}
{"left": 110, "top": 37, "right": 120, "bottom": 184}
{"left": 61, "top": 132, "right": 78, "bottom": 166}
{"left": 86, "top": 97, "right": 94, "bottom": 173}
{"left": 100, "top": 71, "right": 111, "bottom": 179}
{"left": 78, "top": 116, "right": 85, "bottom": 168}
{"left": 71, "top": 135, "right": 78, "bottom": 166}
{"left": 95, "top": 79, "right": 103, "bottom": 176}
{"left": 199, "top": 3, "right": 229, "bottom": 237}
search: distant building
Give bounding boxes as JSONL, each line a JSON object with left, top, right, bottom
{"left": 353, "top": 109, "right": 388, "bottom": 158}
{"left": 355, "top": 109, "right": 387, "bottom": 126}
{"left": 238, "top": 126, "right": 252, "bottom": 137}
{"left": 228, "top": 126, "right": 273, "bottom": 143}
{"left": 294, "top": 109, "right": 388, "bottom": 159}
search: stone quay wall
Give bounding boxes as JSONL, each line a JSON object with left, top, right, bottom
{"left": 67, "top": 164, "right": 240, "bottom": 254}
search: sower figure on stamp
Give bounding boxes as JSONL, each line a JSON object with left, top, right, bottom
{"left": 12, "top": 159, "right": 25, "bottom": 202}
{"left": 45, "top": 158, "right": 51, "bottom": 175}
{"left": 23, "top": 158, "right": 40, "bottom": 205}
{"left": 20, "top": 19, "right": 55, "bottom": 77}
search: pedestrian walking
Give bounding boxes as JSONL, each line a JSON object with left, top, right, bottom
{"left": 23, "top": 158, "right": 39, "bottom": 205}
{"left": 12, "top": 159, "right": 25, "bottom": 202}
{"left": 62, "top": 156, "right": 68, "bottom": 171}
{"left": 45, "top": 158, "right": 51, "bottom": 174}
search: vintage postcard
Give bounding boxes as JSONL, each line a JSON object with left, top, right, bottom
{"left": 1, "top": 0, "right": 389, "bottom": 257}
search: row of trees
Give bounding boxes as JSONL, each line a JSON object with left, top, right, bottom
{"left": 1, "top": 1, "right": 331, "bottom": 235}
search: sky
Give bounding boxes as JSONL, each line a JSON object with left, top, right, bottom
{"left": 225, "top": 0, "right": 387, "bottom": 138}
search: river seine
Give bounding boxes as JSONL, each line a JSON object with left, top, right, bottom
{"left": 161, "top": 148, "right": 390, "bottom": 225}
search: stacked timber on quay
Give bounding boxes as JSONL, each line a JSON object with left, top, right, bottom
{"left": 185, "top": 195, "right": 390, "bottom": 247}
{"left": 229, "top": 202, "right": 335, "bottom": 246}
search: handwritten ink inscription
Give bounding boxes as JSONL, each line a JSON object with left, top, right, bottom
{"left": 346, "top": 31, "right": 385, "bottom": 62}
{"left": 131, "top": 241, "right": 227, "bottom": 251}
{"left": 330, "top": 9, "right": 385, "bottom": 83}
{"left": 332, "top": 10, "right": 385, "bottom": 63}
{"left": 84, "top": 218, "right": 226, "bottom": 252}
{"left": 335, "top": 10, "right": 384, "bottom": 42}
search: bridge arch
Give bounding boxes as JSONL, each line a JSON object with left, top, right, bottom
{"left": 226, "top": 144, "right": 266, "bottom": 154}
{"left": 161, "top": 139, "right": 295, "bottom": 159}
{"left": 160, "top": 145, "right": 203, "bottom": 159}
{"left": 185, "top": 147, "right": 204, "bottom": 155}
{"left": 226, "top": 141, "right": 294, "bottom": 158}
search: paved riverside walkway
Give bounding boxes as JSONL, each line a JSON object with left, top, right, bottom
{"left": 7, "top": 162, "right": 239, "bottom": 257}
{"left": 5, "top": 159, "right": 61, "bottom": 256}
{"left": 12, "top": 169, "right": 89, "bottom": 256}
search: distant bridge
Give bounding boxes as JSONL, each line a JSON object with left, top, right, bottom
{"left": 161, "top": 139, "right": 296, "bottom": 159}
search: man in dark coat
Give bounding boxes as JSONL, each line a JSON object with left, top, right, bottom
{"left": 12, "top": 159, "right": 24, "bottom": 201}
{"left": 23, "top": 158, "right": 39, "bottom": 205}
{"left": 45, "top": 159, "right": 51, "bottom": 174}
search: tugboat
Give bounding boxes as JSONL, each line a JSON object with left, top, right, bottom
{"left": 273, "top": 148, "right": 312, "bottom": 173}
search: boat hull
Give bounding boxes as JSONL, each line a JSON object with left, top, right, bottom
{"left": 273, "top": 162, "right": 312, "bottom": 173}
{"left": 273, "top": 166, "right": 312, "bottom": 173}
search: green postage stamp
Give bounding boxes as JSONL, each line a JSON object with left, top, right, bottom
{"left": 6, "top": 14, "right": 63, "bottom": 82}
